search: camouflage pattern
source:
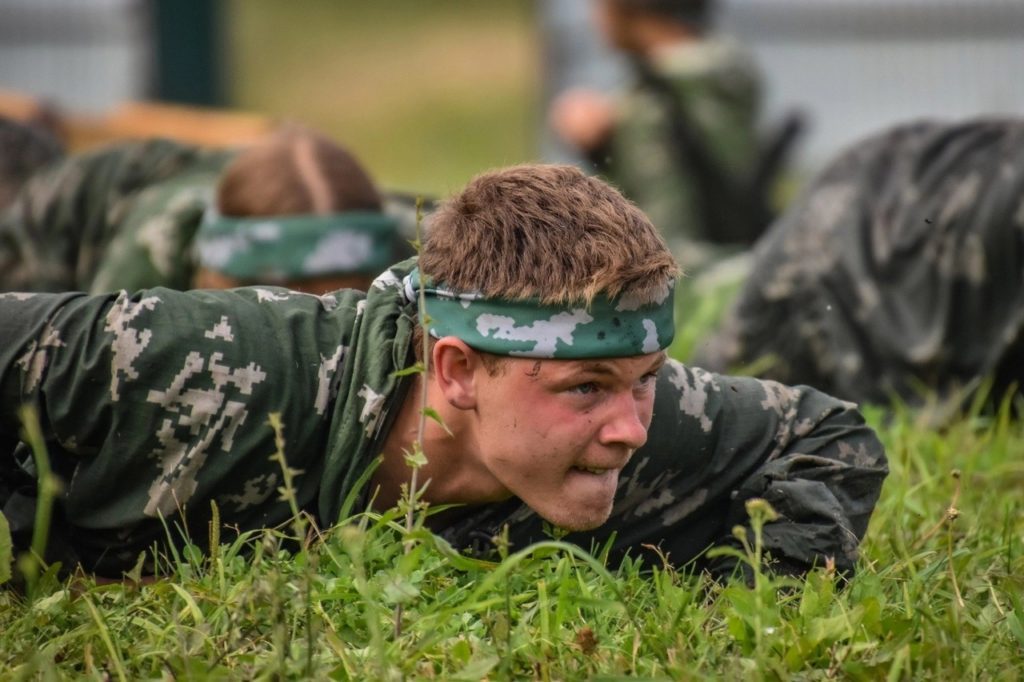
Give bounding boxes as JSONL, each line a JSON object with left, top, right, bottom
{"left": 0, "top": 139, "right": 234, "bottom": 293}
{"left": 0, "top": 263, "right": 415, "bottom": 575}
{"left": 0, "top": 115, "right": 64, "bottom": 211}
{"left": 0, "top": 139, "right": 418, "bottom": 294}
{"left": 408, "top": 268, "right": 676, "bottom": 358}
{"left": 605, "top": 39, "right": 761, "bottom": 272}
{"left": 0, "top": 259, "right": 887, "bottom": 577}
{"left": 196, "top": 211, "right": 404, "bottom": 281}
{"left": 695, "top": 119, "right": 1024, "bottom": 408}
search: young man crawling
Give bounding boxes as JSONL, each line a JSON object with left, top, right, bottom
{"left": 0, "top": 164, "right": 887, "bottom": 579}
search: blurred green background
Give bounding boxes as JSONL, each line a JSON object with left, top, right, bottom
{"left": 226, "top": 0, "right": 540, "bottom": 197}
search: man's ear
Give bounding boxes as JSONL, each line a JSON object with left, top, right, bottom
{"left": 432, "top": 338, "right": 480, "bottom": 410}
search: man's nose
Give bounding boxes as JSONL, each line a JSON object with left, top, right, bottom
{"left": 598, "top": 390, "right": 649, "bottom": 450}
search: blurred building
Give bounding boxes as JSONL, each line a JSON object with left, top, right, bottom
{"left": 0, "top": 0, "right": 225, "bottom": 112}
{"left": 540, "top": 0, "right": 1024, "bottom": 173}
{"left": 0, "top": 0, "right": 150, "bottom": 114}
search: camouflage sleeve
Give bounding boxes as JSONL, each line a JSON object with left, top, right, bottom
{"left": 0, "top": 287, "right": 357, "bottom": 574}
{"left": 0, "top": 140, "right": 216, "bottom": 293}
{"left": 640, "top": 360, "right": 888, "bottom": 577}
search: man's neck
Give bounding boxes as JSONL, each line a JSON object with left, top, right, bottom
{"left": 369, "top": 375, "right": 497, "bottom": 511}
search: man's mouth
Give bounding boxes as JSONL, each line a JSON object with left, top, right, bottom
{"left": 571, "top": 465, "right": 616, "bottom": 475}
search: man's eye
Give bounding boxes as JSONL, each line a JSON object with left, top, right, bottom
{"left": 636, "top": 373, "right": 658, "bottom": 390}
{"left": 570, "top": 382, "right": 599, "bottom": 395}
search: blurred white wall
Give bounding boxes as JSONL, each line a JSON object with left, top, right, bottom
{"left": 0, "top": 0, "right": 150, "bottom": 113}
{"left": 721, "top": 0, "right": 1024, "bottom": 170}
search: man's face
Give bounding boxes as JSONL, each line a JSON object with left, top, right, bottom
{"left": 469, "top": 350, "right": 665, "bottom": 531}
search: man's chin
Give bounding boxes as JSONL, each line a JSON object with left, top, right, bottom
{"left": 537, "top": 504, "right": 613, "bottom": 532}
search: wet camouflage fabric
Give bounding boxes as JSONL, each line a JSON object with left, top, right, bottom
{"left": 606, "top": 39, "right": 761, "bottom": 272}
{"left": 407, "top": 268, "right": 676, "bottom": 358}
{"left": 0, "top": 139, "right": 234, "bottom": 294}
{"left": 0, "top": 140, "right": 418, "bottom": 294}
{"left": 0, "top": 259, "right": 886, "bottom": 577}
{"left": 696, "top": 119, "right": 1024, "bottom": 407}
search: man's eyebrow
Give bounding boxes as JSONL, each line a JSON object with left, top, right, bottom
{"left": 572, "top": 354, "right": 667, "bottom": 376}
{"left": 574, "top": 361, "right": 617, "bottom": 375}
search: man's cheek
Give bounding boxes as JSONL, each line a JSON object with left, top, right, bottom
{"left": 492, "top": 455, "right": 541, "bottom": 484}
{"left": 641, "top": 395, "right": 656, "bottom": 427}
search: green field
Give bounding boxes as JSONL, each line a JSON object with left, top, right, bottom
{"left": 227, "top": 0, "right": 539, "bottom": 197}
{"left": 3, "top": 345, "right": 1023, "bottom": 678}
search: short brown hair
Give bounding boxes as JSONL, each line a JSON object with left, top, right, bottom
{"left": 216, "top": 126, "right": 382, "bottom": 217}
{"left": 420, "top": 164, "right": 679, "bottom": 306}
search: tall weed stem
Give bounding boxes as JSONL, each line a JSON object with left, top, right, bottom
{"left": 17, "top": 405, "right": 60, "bottom": 594}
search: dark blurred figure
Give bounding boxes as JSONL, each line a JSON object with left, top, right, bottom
{"left": 0, "top": 126, "right": 415, "bottom": 295}
{"left": 0, "top": 114, "right": 64, "bottom": 210}
{"left": 550, "top": 0, "right": 792, "bottom": 272}
{"left": 697, "top": 118, "right": 1024, "bottom": 414}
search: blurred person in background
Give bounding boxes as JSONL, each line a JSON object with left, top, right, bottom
{"left": 696, "top": 118, "right": 1024, "bottom": 416}
{"left": 549, "top": 0, "right": 780, "bottom": 273}
{"left": 0, "top": 126, "right": 414, "bottom": 296}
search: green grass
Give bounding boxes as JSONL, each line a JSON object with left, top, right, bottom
{"left": 3, "top": 389, "right": 1024, "bottom": 678}
{"left": 226, "top": 0, "right": 539, "bottom": 196}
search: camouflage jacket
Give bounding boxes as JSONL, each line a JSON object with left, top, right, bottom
{"left": 606, "top": 39, "right": 762, "bottom": 272}
{"left": 695, "top": 119, "right": 1024, "bottom": 408}
{"left": 0, "top": 140, "right": 420, "bottom": 295}
{"left": 0, "top": 260, "right": 887, "bottom": 577}
{"left": 0, "top": 139, "right": 234, "bottom": 294}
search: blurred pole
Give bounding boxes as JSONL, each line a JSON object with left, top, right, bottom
{"left": 150, "top": 0, "right": 225, "bottom": 106}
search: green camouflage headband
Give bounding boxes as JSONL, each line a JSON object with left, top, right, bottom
{"left": 196, "top": 210, "right": 400, "bottom": 281}
{"left": 403, "top": 267, "right": 675, "bottom": 358}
